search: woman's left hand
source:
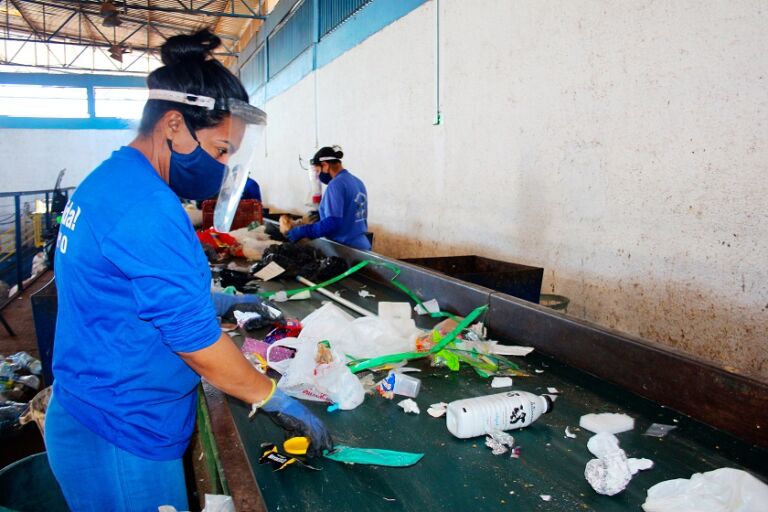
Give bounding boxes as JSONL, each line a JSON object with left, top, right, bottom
{"left": 260, "top": 389, "right": 334, "bottom": 457}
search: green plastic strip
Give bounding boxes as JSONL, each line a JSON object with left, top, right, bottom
{"left": 324, "top": 446, "right": 424, "bottom": 467}
{"left": 347, "top": 304, "right": 488, "bottom": 373}
{"left": 256, "top": 260, "right": 371, "bottom": 299}
{"left": 256, "top": 259, "right": 455, "bottom": 320}
{"left": 253, "top": 257, "right": 489, "bottom": 373}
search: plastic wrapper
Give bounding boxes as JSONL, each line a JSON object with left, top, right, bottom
{"left": 324, "top": 446, "right": 424, "bottom": 467}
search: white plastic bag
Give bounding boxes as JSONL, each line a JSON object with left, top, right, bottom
{"left": 299, "top": 303, "right": 419, "bottom": 359}
{"left": 266, "top": 337, "right": 364, "bottom": 410}
{"left": 642, "top": 467, "right": 768, "bottom": 512}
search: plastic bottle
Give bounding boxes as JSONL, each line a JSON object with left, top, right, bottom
{"left": 446, "top": 390, "right": 553, "bottom": 439}
{"left": 376, "top": 371, "right": 421, "bottom": 398}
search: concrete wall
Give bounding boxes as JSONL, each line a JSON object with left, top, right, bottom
{"left": 0, "top": 128, "right": 135, "bottom": 191}
{"left": 254, "top": 0, "right": 768, "bottom": 381}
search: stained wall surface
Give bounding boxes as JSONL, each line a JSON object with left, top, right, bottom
{"left": 266, "top": 1, "right": 766, "bottom": 381}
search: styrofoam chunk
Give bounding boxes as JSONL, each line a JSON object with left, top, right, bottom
{"left": 580, "top": 413, "right": 635, "bottom": 434}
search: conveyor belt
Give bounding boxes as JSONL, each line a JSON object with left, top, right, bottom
{"left": 199, "top": 244, "right": 767, "bottom": 511}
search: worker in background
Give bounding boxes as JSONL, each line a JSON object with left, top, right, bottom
{"left": 46, "top": 30, "right": 331, "bottom": 511}
{"left": 280, "top": 146, "right": 371, "bottom": 251}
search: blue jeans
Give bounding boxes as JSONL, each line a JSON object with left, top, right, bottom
{"left": 45, "top": 393, "right": 189, "bottom": 512}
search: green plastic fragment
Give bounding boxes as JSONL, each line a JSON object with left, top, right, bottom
{"left": 324, "top": 446, "right": 424, "bottom": 467}
{"left": 222, "top": 286, "right": 237, "bottom": 295}
{"left": 435, "top": 349, "right": 460, "bottom": 371}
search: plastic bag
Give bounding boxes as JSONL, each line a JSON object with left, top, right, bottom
{"left": 299, "top": 303, "right": 418, "bottom": 360}
{"left": 267, "top": 338, "right": 365, "bottom": 410}
{"left": 642, "top": 467, "right": 768, "bottom": 512}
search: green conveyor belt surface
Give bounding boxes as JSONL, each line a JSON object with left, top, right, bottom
{"left": 221, "top": 274, "right": 767, "bottom": 511}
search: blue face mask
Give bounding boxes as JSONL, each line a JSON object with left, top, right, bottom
{"left": 318, "top": 171, "right": 332, "bottom": 185}
{"left": 167, "top": 140, "right": 226, "bottom": 201}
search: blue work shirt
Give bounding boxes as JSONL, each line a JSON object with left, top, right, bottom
{"left": 320, "top": 169, "right": 370, "bottom": 250}
{"left": 52, "top": 146, "right": 221, "bottom": 461}
{"left": 241, "top": 178, "right": 261, "bottom": 201}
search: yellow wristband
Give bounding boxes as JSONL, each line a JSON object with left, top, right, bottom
{"left": 249, "top": 379, "right": 276, "bottom": 418}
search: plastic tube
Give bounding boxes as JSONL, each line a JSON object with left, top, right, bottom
{"left": 296, "top": 276, "right": 374, "bottom": 317}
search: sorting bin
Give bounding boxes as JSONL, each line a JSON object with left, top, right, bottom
{"left": 403, "top": 255, "right": 544, "bottom": 304}
{"left": 0, "top": 452, "right": 69, "bottom": 511}
{"left": 30, "top": 279, "right": 57, "bottom": 385}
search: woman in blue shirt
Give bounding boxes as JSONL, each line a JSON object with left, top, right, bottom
{"left": 281, "top": 146, "right": 371, "bottom": 251}
{"left": 46, "top": 30, "right": 331, "bottom": 511}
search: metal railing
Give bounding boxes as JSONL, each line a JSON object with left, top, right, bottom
{"left": 240, "top": 0, "right": 379, "bottom": 94}
{"left": 267, "top": 0, "right": 314, "bottom": 79}
{"left": 319, "top": 0, "right": 373, "bottom": 36}
{"left": 0, "top": 187, "right": 74, "bottom": 309}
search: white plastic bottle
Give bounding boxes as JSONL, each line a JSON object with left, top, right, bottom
{"left": 446, "top": 390, "right": 553, "bottom": 439}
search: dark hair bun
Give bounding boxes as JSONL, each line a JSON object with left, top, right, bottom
{"left": 311, "top": 145, "right": 344, "bottom": 164}
{"left": 161, "top": 29, "right": 221, "bottom": 66}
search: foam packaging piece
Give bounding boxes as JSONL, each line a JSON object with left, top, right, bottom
{"left": 580, "top": 412, "right": 635, "bottom": 434}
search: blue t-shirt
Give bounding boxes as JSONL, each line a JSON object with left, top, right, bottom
{"left": 52, "top": 146, "right": 221, "bottom": 461}
{"left": 241, "top": 178, "right": 261, "bottom": 201}
{"left": 319, "top": 169, "right": 370, "bottom": 250}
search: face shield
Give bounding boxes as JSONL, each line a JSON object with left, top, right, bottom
{"left": 211, "top": 98, "right": 266, "bottom": 232}
{"left": 147, "top": 90, "right": 267, "bottom": 232}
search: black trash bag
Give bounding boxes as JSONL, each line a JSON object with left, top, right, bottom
{"left": 222, "top": 302, "right": 283, "bottom": 331}
{"left": 0, "top": 401, "right": 26, "bottom": 438}
{"left": 309, "top": 256, "right": 349, "bottom": 282}
{"left": 254, "top": 243, "right": 349, "bottom": 281}
{"left": 264, "top": 222, "right": 287, "bottom": 241}
{"left": 220, "top": 268, "right": 259, "bottom": 293}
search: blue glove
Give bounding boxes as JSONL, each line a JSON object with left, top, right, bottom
{"left": 261, "top": 388, "right": 334, "bottom": 457}
{"left": 211, "top": 292, "right": 262, "bottom": 316}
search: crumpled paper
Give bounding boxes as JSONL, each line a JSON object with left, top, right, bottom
{"left": 584, "top": 432, "right": 653, "bottom": 496}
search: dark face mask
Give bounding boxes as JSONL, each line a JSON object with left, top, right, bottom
{"left": 318, "top": 166, "right": 333, "bottom": 185}
{"left": 167, "top": 139, "right": 226, "bottom": 201}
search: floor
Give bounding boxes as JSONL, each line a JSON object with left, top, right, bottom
{"left": 1, "top": 272, "right": 51, "bottom": 469}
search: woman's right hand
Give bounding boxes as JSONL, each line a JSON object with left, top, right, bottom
{"left": 260, "top": 388, "right": 334, "bottom": 457}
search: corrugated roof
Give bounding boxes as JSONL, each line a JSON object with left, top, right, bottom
{"left": 1, "top": 0, "right": 269, "bottom": 71}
